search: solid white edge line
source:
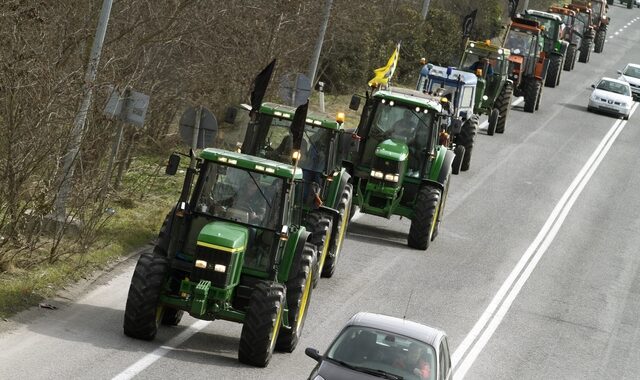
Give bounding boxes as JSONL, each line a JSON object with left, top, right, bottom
{"left": 479, "top": 97, "right": 524, "bottom": 129}
{"left": 112, "top": 320, "right": 211, "bottom": 380}
{"left": 451, "top": 101, "right": 639, "bottom": 376}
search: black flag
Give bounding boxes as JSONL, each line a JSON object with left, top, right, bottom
{"left": 290, "top": 101, "right": 308, "bottom": 152}
{"left": 508, "top": 0, "right": 520, "bottom": 18}
{"left": 462, "top": 9, "right": 478, "bottom": 39}
{"left": 250, "top": 59, "right": 276, "bottom": 113}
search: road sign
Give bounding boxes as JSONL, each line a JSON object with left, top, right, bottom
{"left": 103, "top": 86, "right": 150, "bottom": 128}
{"left": 179, "top": 106, "right": 218, "bottom": 149}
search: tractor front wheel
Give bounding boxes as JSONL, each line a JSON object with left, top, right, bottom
{"left": 594, "top": 30, "right": 606, "bottom": 53}
{"left": 238, "top": 282, "right": 285, "bottom": 367}
{"left": 495, "top": 83, "right": 513, "bottom": 134}
{"left": 123, "top": 252, "right": 169, "bottom": 340}
{"left": 579, "top": 37, "right": 593, "bottom": 63}
{"left": 564, "top": 45, "right": 577, "bottom": 71}
{"left": 306, "top": 211, "right": 332, "bottom": 288}
{"left": 451, "top": 145, "right": 465, "bottom": 175}
{"left": 457, "top": 115, "right": 478, "bottom": 171}
{"left": 276, "top": 242, "right": 315, "bottom": 352}
{"left": 523, "top": 79, "right": 540, "bottom": 113}
{"left": 323, "top": 183, "right": 353, "bottom": 278}
{"left": 408, "top": 185, "right": 441, "bottom": 250}
{"left": 545, "top": 54, "right": 562, "bottom": 88}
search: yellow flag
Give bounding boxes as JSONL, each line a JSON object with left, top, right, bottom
{"left": 368, "top": 43, "right": 400, "bottom": 87}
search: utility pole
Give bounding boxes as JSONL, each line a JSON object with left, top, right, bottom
{"left": 307, "top": 0, "right": 333, "bottom": 86}
{"left": 54, "top": 0, "right": 113, "bottom": 219}
{"left": 421, "top": 0, "right": 431, "bottom": 20}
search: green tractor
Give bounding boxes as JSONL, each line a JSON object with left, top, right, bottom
{"left": 457, "top": 40, "right": 514, "bottom": 135}
{"left": 236, "top": 102, "right": 354, "bottom": 284}
{"left": 523, "top": 9, "right": 569, "bottom": 88}
{"left": 346, "top": 87, "right": 454, "bottom": 250}
{"left": 123, "top": 105, "right": 318, "bottom": 367}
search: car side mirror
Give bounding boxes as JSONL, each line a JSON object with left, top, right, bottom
{"left": 349, "top": 95, "right": 361, "bottom": 111}
{"left": 591, "top": 84, "right": 595, "bottom": 88}
{"left": 166, "top": 153, "right": 180, "bottom": 175}
{"left": 617, "top": 70, "right": 623, "bottom": 75}
{"left": 224, "top": 106, "right": 237, "bottom": 124}
{"left": 305, "top": 347, "right": 322, "bottom": 362}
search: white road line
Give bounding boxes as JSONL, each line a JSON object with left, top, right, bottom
{"left": 452, "top": 103, "right": 639, "bottom": 379}
{"left": 615, "top": 31, "right": 620, "bottom": 35}
{"left": 112, "top": 320, "right": 211, "bottom": 380}
{"left": 351, "top": 209, "right": 363, "bottom": 222}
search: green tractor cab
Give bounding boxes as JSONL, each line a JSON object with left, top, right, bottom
{"left": 123, "top": 147, "right": 317, "bottom": 367}
{"left": 346, "top": 87, "right": 454, "bottom": 250}
{"left": 236, "top": 102, "right": 354, "bottom": 283}
{"left": 523, "top": 9, "right": 570, "bottom": 88}
{"left": 458, "top": 40, "right": 513, "bottom": 135}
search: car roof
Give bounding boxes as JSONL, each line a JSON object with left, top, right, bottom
{"left": 345, "top": 312, "right": 446, "bottom": 347}
{"left": 625, "top": 63, "right": 640, "bottom": 69}
{"left": 599, "top": 77, "right": 631, "bottom": 86}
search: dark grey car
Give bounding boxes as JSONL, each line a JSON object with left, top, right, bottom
{"left": 306, "top": 312, "right": 452, "bottom": 380}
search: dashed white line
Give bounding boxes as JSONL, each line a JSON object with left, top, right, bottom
{"left": 479, "top": 97, "right": 524, "bottom": 130}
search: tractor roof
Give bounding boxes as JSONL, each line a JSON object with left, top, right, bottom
{"left": 200, "top": 148, "right": 303, "bottom": 180}
{"left": 511, "top": 17, "right": 542, "bottom": 34}
{"left": 465, "top": 40, "right": 511, "bottom": 59}
{"left": 524, "top": 9, "right": 563, "bottom": 23}
{"left": 259, "top": 102, "right": 344, "bottom": 131}
{"left": 373, "top": 87, "right": 443, "bottom": 112}
{"left": 548, "top": 6, "right": 576, "bottom": 17}
{"left": 427, "top": 65, "right": 478, "bottom": 86}
{"left": 566, "top": 3, "right": 592, "bottom": 13}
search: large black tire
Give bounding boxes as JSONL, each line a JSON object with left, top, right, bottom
{"left": 305, "top": 211, "right": 332, "bottom": 288}
{"left": 161, "top": 308, "right": 184, "bottom": 326}
{"left": 487, "top": 108, "right": 498, "bottom": 136}
{"left": 564, "top": 45, "right": 577, "bottom": 71}
{"left": 276, "top": 242, "right": 315, "bottom": 352}
{"left": 594, "top": 30, "right": 606, "bottom": 53}
{"left": 323, "top": 183, "right": 353, "bottom": 278}
{"left": 451, "top": 145, "right": 465, "bottom": 175}
{"left": 407, "top": 185, "right": 441, "bottom": 250}
{"left": 123, "top": 252, "right": 169, "bottom": 340}
{"left": 238, "top": 281, "right": 285, "bottom": 367}
{"left": 535, "top": 80, "right": 542, "bottom": 111}
{"left": 579, "top": 37, "right": 593, "bottom": 63}
{"left": 494, "top": 83, "right": 513, "bottom": 134}
{"left": 432, "top": 173, "right": 451, "bottom": 239}
{"left": 545, "top": 55, "right": 562, "bottom": 88}
{"left": 457, "top": 115, "right": 478, "bottom": 171}
{"left": 628, "top": 0, "right": 633, "bottom": 9}
{"left": 523, "top": 78, "right": 540, "bottom": 113}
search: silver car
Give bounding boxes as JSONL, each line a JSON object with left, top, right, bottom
{"left": 618, "top": 63, "right": 640, "bottom": 100}
{"left": 306, "top": 312, "right": 452, "bottom": 380}
{"left": 587, "top": 77, "right": 633, "bottom": 120}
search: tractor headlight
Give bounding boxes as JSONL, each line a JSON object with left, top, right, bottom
{"left": 370, "top": 170, "right": 384, "bottom": 179}
{"left": 195, "top": 260, "right": 207, "bottom": 269}
{"left": 214, "top": 264, "right": 226, "bottom": 273}
{"left": 384, "top": 173, "right": 400, "bottom": 182}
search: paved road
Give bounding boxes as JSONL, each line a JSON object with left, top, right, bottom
{"left": 1, "top": 5, "right": 640, "bottom": 380}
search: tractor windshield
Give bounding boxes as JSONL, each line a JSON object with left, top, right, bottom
{"left": 460, "top": 52, "right": 502, "bottom": 77}
{"left": 576, "top": 12, "right": 589, "bottom": 30}
{"left": 255, "top": 115, "right": 331, "bottom": 173}
{"left": 195, "top": 163, "right": 284, "bottom": 230}
{"left": 591, "top": 2, "right": 602, "bottom": 21}
{"left": 370, "top": 101, "right": 435, "bottom": 145}
{"left": 505, "top": 29, "right": 535, "bottom": 56}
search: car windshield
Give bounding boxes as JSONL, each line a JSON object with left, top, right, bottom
{"left": 195, "top": 163, "right": 284, "bottom": 230}
{"left": 623, "top": 65, "right": 640, "bottom": 79}
{"left": 327, "top": 326, "right": 437, "bottom": 380}
{"left": 596, "top": 80, "right": 631, "bottom": 96}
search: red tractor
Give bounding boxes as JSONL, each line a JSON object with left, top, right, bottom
{"left": 504, "top": 17, "right": 549, "bottom": 113}
{"left": 572, "top": 0, "right": 609, "bottom": 53}
{"left": 566, "top": 3, "right": 596, "bottom": 64}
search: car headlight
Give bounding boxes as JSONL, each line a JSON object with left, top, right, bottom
{"left": 313, "top": 376, "right": 326, "bottom": 380}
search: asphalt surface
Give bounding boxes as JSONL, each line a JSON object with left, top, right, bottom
{"left": 1, "top": 6, "right": 640, "bottom": 380}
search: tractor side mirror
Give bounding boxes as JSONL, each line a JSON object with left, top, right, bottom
{"left": 166, "top": 153, "right": 180, "bottom": 175}
{"left": 350, "top": 133, "right": 361, "bottom": 153}
{"left": 224, "top": 106, "right": 237, "bottom": 124}
{"left": 349, "top": 95, "right": 361, "bottom": 111}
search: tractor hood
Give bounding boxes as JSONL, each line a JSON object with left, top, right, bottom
{"left": 197, "top": 221, "right": 248, "bottom": 253}
{"left": 375, "top": 139, "right": 409, "bottom": 162}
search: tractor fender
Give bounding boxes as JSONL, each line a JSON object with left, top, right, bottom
{"left": 427, "top": 146, "right": 454, "bottom": 189}
{"left": 559, "top": 40, "right": 569, "bottom": 55}
{"left": 278, "top": 228, "right": 311, "bottom": 283}
{"left": 325, "top": 169, "right": 351, "bottom": 209}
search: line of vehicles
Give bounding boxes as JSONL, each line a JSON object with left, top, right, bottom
{"left": 119, "top": 1, "right": 637, "bottom": 379}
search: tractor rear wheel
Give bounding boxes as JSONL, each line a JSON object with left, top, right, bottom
{"left": 276, "top": 242, "right": 315, "bottom": 352}
{"left": 161, "top": 308, "right": 184, "bottom": 326}
{"left": 407, "top": 185, "right": 441, "bottom": 250}
{"left": 487, "top": 109, "right": 498, "bottom": 136}
{"left": 123, "top": 252, "right": 169, "bottom": 340}
{"left": 495, "top": 83, "right": 513, "bottom": 134}
{"left": 523, "top": 79, "right": 540, "bottom": 113}
{"left": 451, "top": 145, "right": 465, "bottom": 175}
{"left": 594, "top": 30, "right": 606, "bottom": 53}
{"left": 432, "top": 172, "right": 451, "bottom": 239}
{"left": 579, "top": 37, "right": 593, "bottom": 63}
{"left": 535, "top": 81, "right": 542, "bottom": 111}
{"left": 564, "top": 45, "right": 577, "bottom": 71}
{"left": 305, "top": 211, "right": 332, "bottom": 288}
{"left": 545, "top": 55, "right": 562, "bottom": 88}
{"left": 323, "top": 183, "right": 353, "bottom": 278}
{"left": 457, "top": 115, "right": 478, "bottom": 171}
{"left": 238, "top": 281, "right": 285, "bottom": 367}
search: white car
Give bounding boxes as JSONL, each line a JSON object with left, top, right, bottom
{"left": 588, "top": 77, "right": 633, "bottom": 120}
{"left": 618, "top": 63, "right": 640, "bottom": 100}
